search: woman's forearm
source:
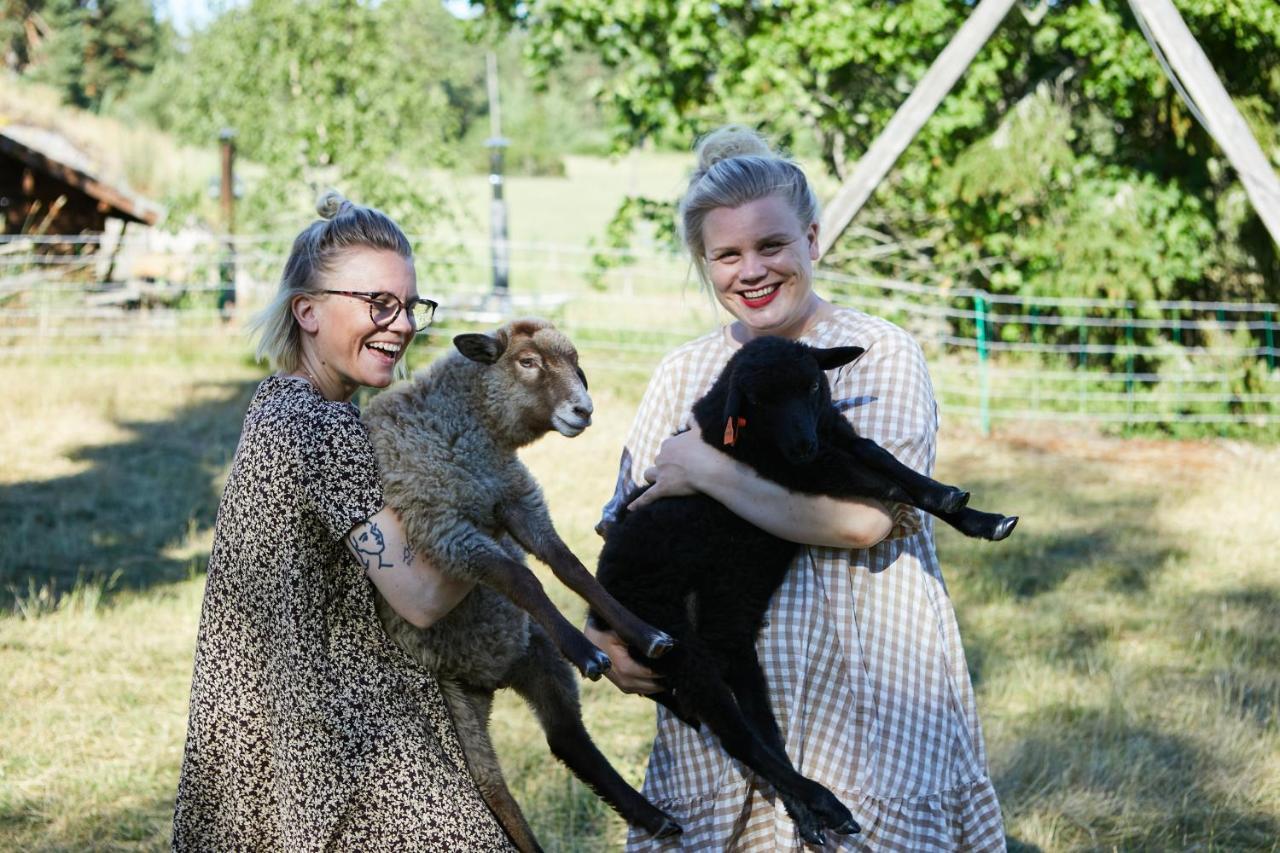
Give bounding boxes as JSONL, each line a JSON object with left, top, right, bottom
{"left": 628, "top": 430, "right": 894, "bottom": 550}
{"left": 694, "top": 449, "right": 893, "bottom": 549}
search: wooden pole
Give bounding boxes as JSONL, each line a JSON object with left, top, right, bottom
{"left": 1128, "top": 0, "right": 1280, "bottom": 247}
{"left": 218, "top": 128, "right": 237, "bottom": 315}
{"left": 818, "top": 0, "right": 1018, "bottom": 257}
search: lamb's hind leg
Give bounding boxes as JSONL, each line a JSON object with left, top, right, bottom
{"left": 668, "top": 641, "right": 854, "bottom": 847}
{"left": 721, "top": 648, "right": 860, "bottom": 840}
{"left": 436, "top": 679, "right": 543, "bottom": 853}
{"left": 935, "top": 506, "right": 1019, "bottom": 541}
{"left": 505, "top": 625, "right": 682, "bottom": 841}
{"left": 839, "top": 434, "right": 970, "bottom": 514}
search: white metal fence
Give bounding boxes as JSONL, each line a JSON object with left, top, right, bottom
{"left": 2, "top": 233, "right": 1276, "bottom": 431}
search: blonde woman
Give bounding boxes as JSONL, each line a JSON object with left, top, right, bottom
{"left": 588, "top": 128, "right": 1005, "bottom": 851}
{"left": 173, "top": 193, "right": 514, "bottom": 851}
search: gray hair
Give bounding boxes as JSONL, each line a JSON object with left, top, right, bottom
{"left": 678, "top": 126, "right": 819, "bottom": 285}
{"left": 248, "top": 189, "right": 414, "bottom": 372}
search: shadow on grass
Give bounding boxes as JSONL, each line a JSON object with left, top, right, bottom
{"left": 995, "top": 705, "right": 1280, "bottom": 849}
{"left": 1178, "top": 584, "right": 1280, "bottom": 730}
{"left": 939, "top": 469, "right": 1186, "bottom": 604}
{"left": 0, "top": 379, "right": 259, "bottom": 611}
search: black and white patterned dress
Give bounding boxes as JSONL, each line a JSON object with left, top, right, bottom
{"left": 173, "top": 375, "right": 513, "bottom": 851}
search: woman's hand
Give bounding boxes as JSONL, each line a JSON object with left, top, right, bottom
{"left": 628, "top": 429, "right": 719, "bottom": 511}
{"left": 584, "top": 621, "right": 664, "bottom": 695}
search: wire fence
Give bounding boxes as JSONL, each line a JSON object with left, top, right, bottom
{"left": 2, "top": 233, "right": 1276, "bottom": 433}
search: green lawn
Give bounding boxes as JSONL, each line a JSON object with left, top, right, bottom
{"left": 2, "top": 336, "right": 1278, "bottom": 851}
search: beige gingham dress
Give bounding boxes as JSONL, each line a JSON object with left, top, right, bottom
{"left": 601, "top": 308, "right": 1005, "bottom": 851}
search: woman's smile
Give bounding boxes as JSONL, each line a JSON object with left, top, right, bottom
{"left": 738, "top": 282, "right": 781, "bottom": 309}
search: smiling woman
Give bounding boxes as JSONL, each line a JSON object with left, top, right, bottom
{"left": 172, "top": 191, "right": 515, "bottom": 851}
{"left": 588, "top": 127, "right": 1006, "bottom": 851}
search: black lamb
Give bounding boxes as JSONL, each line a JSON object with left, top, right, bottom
{"left": 592, "top": 335, "right": 1017, "bottom": 846}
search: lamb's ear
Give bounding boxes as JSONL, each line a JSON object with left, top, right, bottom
{"left": 453, "top": 332, "right": 506, "bottom": 364}
{"left": 811, "top": 345, "right": 866, "bottom": 371}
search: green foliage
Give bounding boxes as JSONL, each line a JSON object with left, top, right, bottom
{"left": 14, "top": 0, "right": 167, "bottom": 111}
{"left": 129, "top": 0, "right": 482, "bottom": 229}
{"left": 482, "top": 0, "right": 1280, "bottom": 307}
{"left": 585, "top": 194, "right": 678, "bottom": 289}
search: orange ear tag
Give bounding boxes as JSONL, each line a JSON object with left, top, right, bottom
{"left": 723, "top": 416, "right": 748, "bottom": 446}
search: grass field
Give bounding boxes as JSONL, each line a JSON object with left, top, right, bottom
{"left": 2, "top": 333, "right": 1279, "bottom": 851}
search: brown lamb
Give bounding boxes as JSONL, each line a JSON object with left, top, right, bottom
{"left": 362, "top": 318, "right": 680, "bottom": 852}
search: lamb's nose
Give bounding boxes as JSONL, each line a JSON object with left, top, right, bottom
{"left": 573, "top": 398, "right": 594, "bottom": 420}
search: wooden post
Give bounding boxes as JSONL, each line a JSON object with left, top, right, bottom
{"left": 819, "top": 0, "right": 1019, "bottom": 257}
{"left": 1128, "top": 0, "right": 1280, "bottom": 247}
{"left": 218, "top": 128, "right": 237, "bottom": 316}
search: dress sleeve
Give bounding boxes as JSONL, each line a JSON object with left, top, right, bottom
{"left": 835, "top": 331, "right": 939, "bottom": 541}
{"left": 598, "top": 357, "right": 682, "bottom": 530}
{"left": 299, "top": 404, "right": 385, "bottom": 543}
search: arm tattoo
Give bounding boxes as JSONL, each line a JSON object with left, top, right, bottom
{"left": 350, "top": 521, "right": 393, "bottom": 571}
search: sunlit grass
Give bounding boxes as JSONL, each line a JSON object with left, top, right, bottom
{"left": 2, "top": 338, "right": 1278, "bottom": 850}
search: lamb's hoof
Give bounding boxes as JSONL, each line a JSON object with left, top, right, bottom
{"left": 834, "top": 817, "right": 861, "bottom": 835}
{"left": 651, "top": 816, "right": 683, "bottom": 838}
{"left": 940, "top": 487, "right": 970, "bottom": 514}
{"left": 581, "top": 649, "right": 613, "bottom": 681}
{"left": 797, "top": 822, "right": 826, "bottom": 847}
{"left": 991, "top": 515, "right": 1018, "bottom": 541}
{"left": 644, "top": 631, "right": 675, "bottom": 659}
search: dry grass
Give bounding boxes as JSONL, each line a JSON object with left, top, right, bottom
{"left": 2, "top": 337, "right": 1278, "bottom": 851}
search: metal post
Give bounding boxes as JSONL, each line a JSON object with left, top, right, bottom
{"left": 218, "top": 128, "right": 237, "bottom": 317}
{"left": 1267, "top": 311, "right": 1276, "bottom": 370}
{"left": 485, "top": 51, "right": 510, "bottom": 302}
{"left": 1078, "top": 315, "right": 1088, "bottom": 415}
{"left": 1126, "top": 309, "right": 1136, "bottom": 422}
{"left": 975, "top": 294, "right": 991, "bottom": 435}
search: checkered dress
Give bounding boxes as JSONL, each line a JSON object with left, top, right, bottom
{"left": 601, "top": 308, "right": 1006, "bottom": 851}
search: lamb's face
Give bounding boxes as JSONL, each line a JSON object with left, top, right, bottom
{"left": 508, "top": 327, "right": 594, "bottom": 438}
{"left": 453, "top": 318, "right": 593, "bottom": 440}
{"left": 736, "top": 357, "right": 831, "bottom": 465}
{"left": 723, "top": 337, "right": 864, "bottom": 465}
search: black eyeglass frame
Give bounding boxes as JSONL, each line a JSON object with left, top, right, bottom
{"left": 321, "top": 289, "right": 438, "bottom": 331}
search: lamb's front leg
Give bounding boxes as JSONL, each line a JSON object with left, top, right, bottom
{"left": 452, "top": 529, "right": 613, "bottom": 680}
{"left": 498, "top": 493, "right": 674, "bottom": 659}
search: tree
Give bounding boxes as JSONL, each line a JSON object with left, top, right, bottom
{"left": 137, "top": 0, "right": 487, "bottom": 229}
{"left": 480, "top": 0, "right": 1280, "bottom": 303}
{"left": 24, "top": 0, "right": 166, "bottom": 110}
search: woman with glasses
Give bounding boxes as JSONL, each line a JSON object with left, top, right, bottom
{"left": 174, "top": 192, "right": 514, "bottom": 851}
{"left": 588, "top": 127, "right": 1005, "bottom": 850}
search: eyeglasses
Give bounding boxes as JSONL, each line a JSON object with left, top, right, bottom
{"left": 321, "top": 290, "right": 438, "bottom": 331}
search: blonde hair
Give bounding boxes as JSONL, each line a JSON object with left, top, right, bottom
{"left": 248, "top": 190, "right": 414, "bottom": 372}
{"left": 678, "top": 125, "right": 819, "bottom": 285}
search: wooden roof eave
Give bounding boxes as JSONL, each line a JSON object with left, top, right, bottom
{"left": 0, "top": 133, "right": 164, "bottom": 226}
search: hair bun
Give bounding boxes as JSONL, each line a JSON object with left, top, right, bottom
{"left": 694, "top": 125, "right": 774, "bottom": 172}
{"left": 315, "top": 189, "right": 349, "bottom": 220}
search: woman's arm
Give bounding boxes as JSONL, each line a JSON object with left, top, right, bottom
{"left": 347, "top": 507, "right": 474, "bottom": 629}
{"left": 628, "top": 429, "right": 894, "bottom": 550}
